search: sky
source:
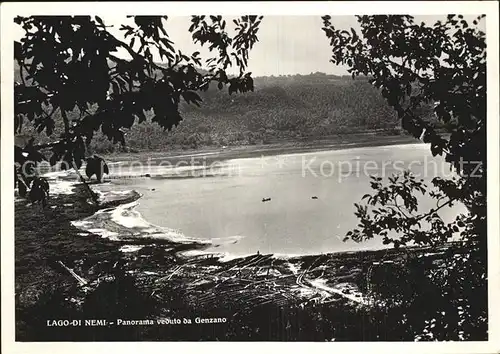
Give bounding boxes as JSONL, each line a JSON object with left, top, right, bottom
{"left": 13, "top": 15, "right": 486, "bottom": 77}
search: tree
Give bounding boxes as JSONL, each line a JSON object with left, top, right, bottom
{"left": 14, "top": 15, "right": 262, "bottom": 204}
{"left": 322, "top": 15, "right": 487, "bottom": 340}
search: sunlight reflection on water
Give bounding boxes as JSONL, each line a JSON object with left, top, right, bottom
{"left": 93, "top": 144, "right": 466, "bottom": 256}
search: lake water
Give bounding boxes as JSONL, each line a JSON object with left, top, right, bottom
{"left": 95, "top": 143, "right": 465, "bottom": 256}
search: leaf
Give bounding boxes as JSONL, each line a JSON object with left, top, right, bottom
{"left": 350, "top": 28, "right": 358, "bottom": 43}
{"left": 95, "top": 16, "right": 104, "bottom": 26}
{"left": 50, "top": 152, "right": 60, "bottom": 166}
{"left": 181, "top": 91, "right": 202, "bottom": 106}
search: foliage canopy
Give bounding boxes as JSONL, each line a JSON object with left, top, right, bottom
{"left": 322, "top": 14, "right": 487, "bottom": 340}
{"left": 14, "top": 15, "right": 262, "bottom": 198}
{"left": 322, "top": 14, "right": 486, "bottom": 249}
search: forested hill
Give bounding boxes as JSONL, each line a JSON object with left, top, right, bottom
{"left": 15, "top": 66, "right": 432, "bottom": 153}
{"left": 118, "top": 73, "right": 408, "bottom": 152}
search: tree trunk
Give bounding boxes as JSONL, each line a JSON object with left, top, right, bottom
{"left": 61, "top": 110, "right": 100, "bottom": 206}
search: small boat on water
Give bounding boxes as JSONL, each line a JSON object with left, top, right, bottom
{"left": 262, "top": 197, "right": 272, "bottom": 202}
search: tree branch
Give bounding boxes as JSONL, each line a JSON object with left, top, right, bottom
{"left": 61, "top": 109, "right": 70, "bottom": 136}
{"left": 387, "top": 202, "right": 411, "bottom": 219}
{"left": 416, "top": 198, "right": 456, "bottom": 222}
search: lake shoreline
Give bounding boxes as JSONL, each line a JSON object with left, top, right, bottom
{"left": 102, "top": 132, "right": 423, "bottom": 164}
{"left": 15, "top": 176, "right": 474, "bottom": 341}
{"left": 16, "top": 136, "right": 478, "bottom": 341}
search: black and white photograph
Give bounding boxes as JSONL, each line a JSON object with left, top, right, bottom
{"left": 1, "top": 1, "right": 499, "bottom": 351}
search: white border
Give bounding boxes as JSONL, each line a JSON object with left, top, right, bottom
{"left": 1, "top": 2, "right": 499, "bottom": 354}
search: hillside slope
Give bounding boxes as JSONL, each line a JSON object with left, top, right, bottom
{"left": 15, "top": 65, "right": 431, "bottom": 153}
{"left": 119, "top": 74, "right": 407, "bottom": 152}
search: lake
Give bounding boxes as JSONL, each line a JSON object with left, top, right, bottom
{"left": 95, "top": 143, "right": 465, "bottom": 257}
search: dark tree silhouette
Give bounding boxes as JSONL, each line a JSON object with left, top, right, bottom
{"left": 28, "top": 177, "right": 50, "bottom": 207}
{"left": 85, "top": 155, "right": 109, "bottom": 183}
{"left": 322, "top": 14, "right": 487, "bottom": 340}
{"left": 14, "top": 15, "right": 262, "bottom": 204}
